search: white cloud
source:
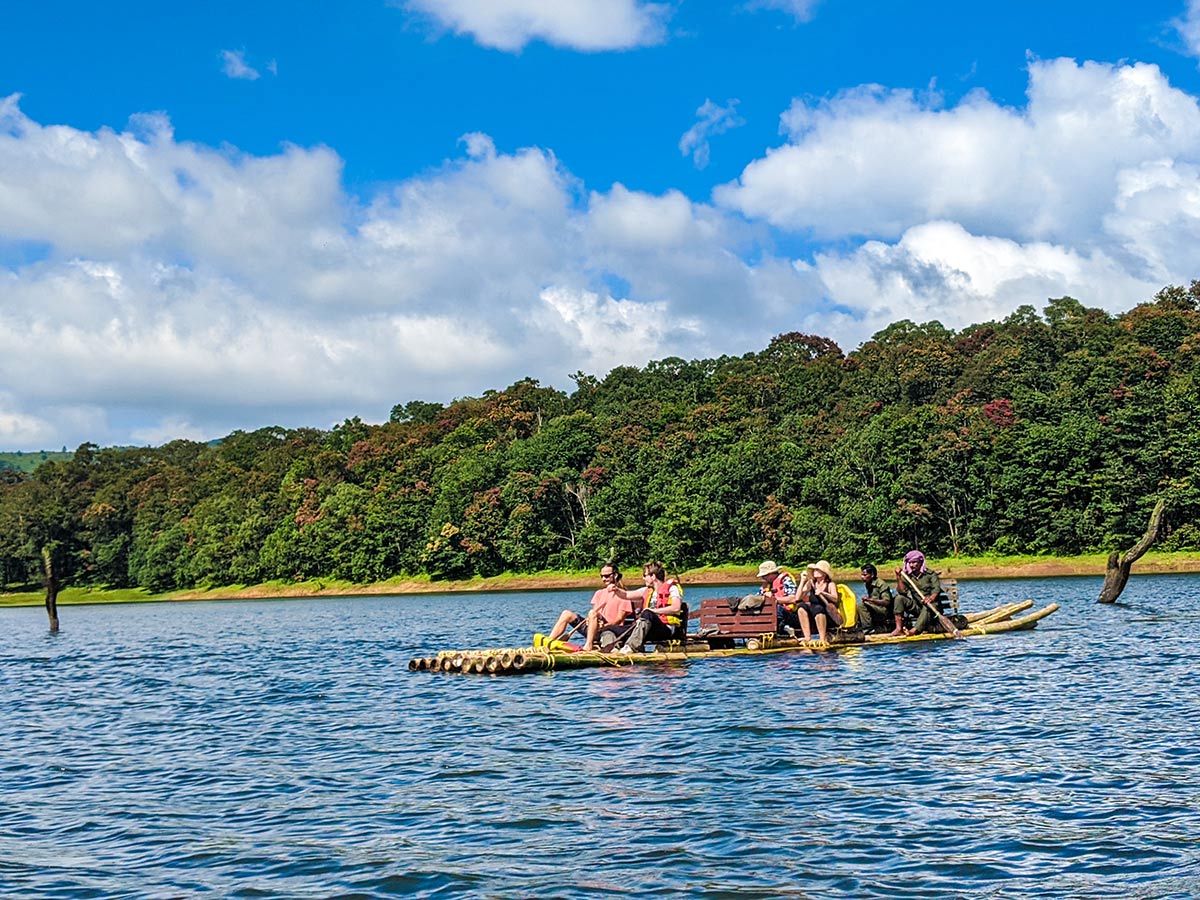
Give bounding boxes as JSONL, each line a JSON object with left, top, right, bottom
{"left": 805, "top": 221, "right": 1157, "bottom": 346}
{"left": 708, "top": 57, "right": 1200, "bottom": 344}
{"left": 744, "top": 0, "right": 821, "bottom": 24}
{"left": 0, "top": 394, "right": 59, "bottom": 448}
{"left": 130, "top": 416, "right": 211, "bottom": 446}
{"left": 401, "top": 0, "right": 670, "bottom": 51}
{"left": 0, "top": 97, "right": 818, "bottom": 448}
{"left": 0, "top": 391, "right": 105, "bottom": 449}
{"left": 679, "top": 99, "right": 745, "bottom": 169}
{"left": 536, "top": 286, "right": 701, "bottom": 370}
{"left": 1175, "top": 1, "right": 1200, "bottom": 59}
{"left": 717, "top": 58, "right": 1200, "bottom": 248}
{"left": 220, "top": 49, "right": 261, "bottom": 80}
{"left": 7, "top": 56, "right": 1200, "bottom": 450}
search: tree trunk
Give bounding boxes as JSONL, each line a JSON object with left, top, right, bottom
{"left": 1098, "top": 498, "right": 1166, "bottom": 603}
{"left": 42, "top": 545, "right": 60, "bottom": 633}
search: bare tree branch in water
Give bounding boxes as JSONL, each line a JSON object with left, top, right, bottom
{"left": 1098, "top": 498, "right": 1166, "bottom": 604}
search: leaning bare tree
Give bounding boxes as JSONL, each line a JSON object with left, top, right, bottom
{"left": 1098, "top": 498, "right": 1167, "bottom": 603}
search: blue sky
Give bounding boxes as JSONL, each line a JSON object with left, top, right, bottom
{"left": 4, "top": 0, "right": 1200, "bottom": 449}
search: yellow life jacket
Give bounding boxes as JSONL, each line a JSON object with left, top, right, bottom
{"left": 836, "top": 583, "right": 857, "bottom": 629}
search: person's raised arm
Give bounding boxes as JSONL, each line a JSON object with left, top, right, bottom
{"left": 610, "top": 583, "right": 647, "bottom": 612}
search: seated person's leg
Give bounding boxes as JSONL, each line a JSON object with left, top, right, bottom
{"left": 855, "top": 599, "right": 872, "bottom": 632}
{"left": 583, "top": 608, "right": 604, "bottom": 650}
{"left": 600, "top": 616, "right": 637, "bottom": 651}
{"left": 547, "top": 609, "right": 581, "bottom": 642}
{"left": 623, "top": 613, "right": 675, "bottom": 652}
{"left": 646, "top": 614, "right": 674, "bottom": 646}
{"left": 912, "top": 603, "right": 934, "bottom": 634}
{"left": 814, "top": 609, "right": 829, "bottom": 643}
{"left": 859, "top": 601, "right": 887, "bottom": 634}
{"left": 620, "top": 612, "right": 653, "bottom": 652}
{"left": 794, "top": 601, "right": 816, "bottom": 640}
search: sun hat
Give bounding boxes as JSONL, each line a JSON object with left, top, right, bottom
{"left": 756, "top": 560, "right": 780, "bottom": 578}
{"left": 807, "top": 560, "right": 833, "bottom": 579}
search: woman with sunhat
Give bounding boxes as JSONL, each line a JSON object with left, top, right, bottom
{"left": 795, "top": 560, "right": 843, "bottom": 644}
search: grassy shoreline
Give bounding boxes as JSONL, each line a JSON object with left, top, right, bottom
{"left": 2, "top": 552, "right": 1200, "bottom": 608}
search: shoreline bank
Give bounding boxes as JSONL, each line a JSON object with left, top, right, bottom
{"left": 3, "top": 554, "right": 1200, "bottom": 608}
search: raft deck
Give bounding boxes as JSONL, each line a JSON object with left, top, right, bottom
{"left": 408, "top": 600, "right": 1058, "bottom": 675}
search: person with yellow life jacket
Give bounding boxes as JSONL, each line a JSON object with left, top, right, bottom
{"left": 610, "top": 561, "right": 684, "bottom": 654}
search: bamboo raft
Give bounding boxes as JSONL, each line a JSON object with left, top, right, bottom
{"left": 407, "top": 599, "right": 1057, "bottom": 675}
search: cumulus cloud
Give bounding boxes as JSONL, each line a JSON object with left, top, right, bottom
{"left": 804, "top": 221, "right": 1158, "bottom": 342}
{"left": 400, "top": 0, "right": 670, "bottom": 51}
{"left": 0, "top": 392, "right": 60, "bottom": 448}
{"left": 0, "top": 95, "right": 815, "bottom": 449}
{"left": 679, "top": 99, "right": 745, "bottom": 169}
{"left": 220, "top": 49, "right": 261, "bottom": 80}
{"left": 130, "top": 416, "right": 211, "bottom": 446}
{"left": 715, "top": 58, "right": 1200, "bottom": 321}
{"left": 7, "top": 57, "right": 1200, "bottom": 450}
{"left": 717, "top": 58, "right": 1200, "bottom": 249}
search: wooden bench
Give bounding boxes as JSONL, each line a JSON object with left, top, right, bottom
{"left": 892, "top": 576, "right": 961, "bottom": 630}
{"left": 700, "top": 590, "right": 868, "bottom": 648}
{"left": 942, "top": 578, "right": 959, "bottom": 614}
{"left": 698, "top": 596, "right": 778, "bottom": 649}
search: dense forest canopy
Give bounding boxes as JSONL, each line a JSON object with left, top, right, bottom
{"left": 2, "top": 287, "right": 1199, "bottom": 593}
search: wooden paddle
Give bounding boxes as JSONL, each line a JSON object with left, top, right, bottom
{"left": 901, "top": 570, "right": 963, "bottom": 639}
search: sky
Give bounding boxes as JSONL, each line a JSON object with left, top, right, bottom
{"left": 5, "top": 1, "right": 1200, "bottom": 450}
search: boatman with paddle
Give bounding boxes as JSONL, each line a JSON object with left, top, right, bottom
{"left": 893, "top": 550, "right": 957, "bottom": 637}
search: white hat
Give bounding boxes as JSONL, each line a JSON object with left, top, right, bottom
{"left": 757, "top": 560, "right": 780, "bottom": 578}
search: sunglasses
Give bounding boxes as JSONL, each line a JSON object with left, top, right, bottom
{"left": 600, "top": 572, "right": 617, "bottom": 580}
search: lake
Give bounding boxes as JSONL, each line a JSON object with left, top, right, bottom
{"left": 1, "top": 575, "right": 1197, "bottom": 898}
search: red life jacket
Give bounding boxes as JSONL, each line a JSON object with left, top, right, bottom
{"left": 769, "top": 571, "right": 796, "bottom": 599}
{"left": 648, "top": 578, "right": 683, "bottom": 626}
{"left": 768, "top": 570, "right": 798, "bottom": 609}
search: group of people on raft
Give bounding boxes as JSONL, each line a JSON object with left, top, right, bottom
{"left": 541, "top": 550, "right": 951, "bottom": 654}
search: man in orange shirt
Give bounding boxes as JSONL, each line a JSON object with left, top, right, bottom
{"left": 544, "top": 564, "right": 637, "bottom": 651}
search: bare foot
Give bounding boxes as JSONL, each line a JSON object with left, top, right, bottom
{"left": 888, "top": 629, "right": 903, "bottom": 637}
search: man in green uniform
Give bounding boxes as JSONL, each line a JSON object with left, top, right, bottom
{"left": 893, "top": 550, "right": 947, "bottom": 635}
{"left": 856, "top": 563, "right": 898, "bottom": 635}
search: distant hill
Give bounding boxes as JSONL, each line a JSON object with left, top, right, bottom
{"left": 0, "top": 450, "right": 73, "bottom": 473}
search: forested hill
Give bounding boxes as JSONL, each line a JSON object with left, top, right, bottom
{"left": 0, "top": 450, "right": 72, "bottom": 473}
{"left": 3, "top": 288, "right": 1199, "bottom": 594}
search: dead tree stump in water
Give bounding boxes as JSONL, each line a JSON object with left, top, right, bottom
{"left": 1098, "top": 498, "right": 1166, "bottom": 604}
{"left": 42, "top": 546, "right": 60, "bottom": 633}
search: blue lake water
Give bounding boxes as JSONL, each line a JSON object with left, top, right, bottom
{"left": 1, "top": 575, "right": 1198, "bottom": 898}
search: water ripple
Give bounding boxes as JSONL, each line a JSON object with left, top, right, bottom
{"left": 1, "top": 577, "right": 1198, "bottom": 897}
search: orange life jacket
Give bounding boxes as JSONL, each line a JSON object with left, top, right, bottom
{"left": 648, "top": 578, "right": 683, "bottom": 627}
